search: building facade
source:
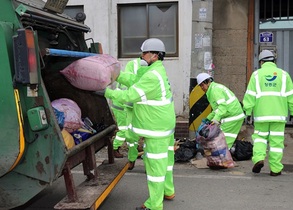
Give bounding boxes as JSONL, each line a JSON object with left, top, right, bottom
{"left": 65, "top": 0, "right": 293, "bottom": 137}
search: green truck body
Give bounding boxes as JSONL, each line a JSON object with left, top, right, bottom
{"left": 0, "top": 1, "right": 127, "bottom": 209}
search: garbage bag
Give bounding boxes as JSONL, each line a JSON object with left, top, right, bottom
{"left": 230, "top": 139, "right": 253, "bottom": 161}
{"left": 60, "top": 54, "right": 121, "bottom": 91}
{"left": 71, "top": 128, "right": 93, "bottom": 145}
{"left": 175, "top": 140, "right": 197, "bottom": 162}
{"left": 61, "top": 129, "right": 75, "bottom": 149}
{"left": 51, "top": 98, "right": 83, "bottom": 133}
{"left": 196, "top": 123, "right": 235, "bottom": 169}
{"left": 53, "top": 107, "right": 65, "bottom": 129}
{"left": 196, "top": 120, "right": 220, "bottom": 140}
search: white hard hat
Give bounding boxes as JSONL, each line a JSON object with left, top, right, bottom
{"left": 259, "top": 50, "right": 275, "bottom": 61}
{"left": 140, "top": 38, "right": 165, "bottom": 53}
{"left": 196, "top": 73, "right": 212, "bottom": 85}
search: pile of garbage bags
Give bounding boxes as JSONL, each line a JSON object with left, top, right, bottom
{"left": 51, "top": 54, "right": 121, "bottom": 149}
{"left": 52, "top": 98, "right": 99, "bottom": 149}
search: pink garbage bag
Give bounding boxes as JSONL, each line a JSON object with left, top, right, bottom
{"left": 51, "top": 98, "right": 83, "bottom": 133}
{"left": 60, "top": 54, "right": 121, "bottom": 91}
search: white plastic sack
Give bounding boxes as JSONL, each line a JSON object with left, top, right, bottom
{"left": 60, "top": 54, "right": 121, "bottom": 91}
{"left": 51, "top": 98, "right": 83, "bottom": 133}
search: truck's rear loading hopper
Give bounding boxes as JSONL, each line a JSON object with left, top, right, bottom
{"left": 0, "top": 0, "right": 128, "bottom": 209}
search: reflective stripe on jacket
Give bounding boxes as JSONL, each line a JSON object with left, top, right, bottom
{"left": 243, "top": 62, "right": 293, "bottom": 122}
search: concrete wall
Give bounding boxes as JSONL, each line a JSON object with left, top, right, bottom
{"left": 190, "top": 0, "right": 213, "bottom": 79}
{"left": 213, "top": 0, "right": 249, "bottom": 101}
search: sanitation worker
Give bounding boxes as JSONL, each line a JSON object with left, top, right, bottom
{"left": 112, "top": 57, "right": 148, "bottom": 170}
{"left": 111, "top": 57, "right": 143, "bottom": 160}
{"left": 196, "top": 73, "right": 245, "bottom": 149}
{"left": 111, "top": 84, "right": 127, "bottom": 158}
{"left": 243, "top": 49, "right": 293, "bottom": 176}
{"left": 96, "top": 38, "right": 175, "bottom": 210}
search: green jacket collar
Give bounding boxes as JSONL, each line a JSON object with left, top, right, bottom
{"left": 206, "top": 81, "right": 215, "bottom": 95}
{"left": 261, "top": 62, "right": 277, "bottom": 69}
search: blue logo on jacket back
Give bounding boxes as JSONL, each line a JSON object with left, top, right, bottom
{"left": 265, "top": 72, "right": 277, "bottom": 81}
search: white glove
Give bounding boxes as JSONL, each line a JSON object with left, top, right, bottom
{"left": 110, "top": 70, "right": 120, "bottom": 84}
{"left": 211, "top": 119, "right": 220, "bottom": 125}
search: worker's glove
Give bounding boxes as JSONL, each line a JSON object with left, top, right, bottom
{"left": 211, "top": 119, "right": 220, "bottom": 125}
{"left": 94, "top": 89, "right": 106, "bottom": 96}
{"left": 110, "top": 70, "right": 120, "bottom": 84}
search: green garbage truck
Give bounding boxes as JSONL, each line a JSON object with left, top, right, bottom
{"left": 0, "top": 0, "right": 128, "bottom": 209}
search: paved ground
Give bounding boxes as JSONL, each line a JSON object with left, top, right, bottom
{"left": 9, "top": 124, "right": 293, "bottom": 210}
{"left": 115, "top": 124, "right": 293, "bottom": 173}
{"left": 126, "top": 124, "right": 293, "bottom": 172}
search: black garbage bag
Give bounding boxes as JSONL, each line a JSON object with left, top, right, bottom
{"left": 175, "top": 140, "right": 197, "bottom": 162}
{"left": 230, "top": 139, "right": 253, "bottom": 161}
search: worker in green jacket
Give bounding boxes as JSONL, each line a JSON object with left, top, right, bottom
{"left": 196, "top": 73, "right": 245, "bottom": 149}
{"left": 98, "top": 38, "right": 175, "bottom": 210}
{"left": 243, "top": 49, "right": 293, "bottom": 176}
{"left": 112, "top": 58, "right": 149, "bottom": 170}
{"left": 111, "top": 58, "right": 142, "bottom": 159}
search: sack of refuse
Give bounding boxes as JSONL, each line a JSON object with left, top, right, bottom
{"left": 196, "top": 123, "right": 235, "bottom": 169}
{"left": 60, "top": 54, "right": 121, "bottom": 91}
{"left": 174, "top": 139, "right": 197, "bottom": 162}
{"left": 51, "top": 98, "right": 83, "bottom": 133}
{"left": 53, "top": 107, "right": 65, "bottom": 129}
{"left": 61, "top": 129, "right": 75, "bottom": 149}
{"left": 230, "top": 139, "right": 253, "bottom": 161}
{"left": 71, "top": 128, "right": 94, "bottom": 145}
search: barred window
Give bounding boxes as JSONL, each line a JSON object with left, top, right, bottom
{"left": 260, "top": 0, "right": 293, "bottom": 22}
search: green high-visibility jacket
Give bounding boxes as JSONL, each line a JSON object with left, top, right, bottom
{"left": 112, "top": 57, "right": 142, "bottom": 109}
{"left": 105, "top": 60, "right": 176, "bottom": 138}
{"left": 243, "top": 62, "right": 293, "bottom": 122}
{"left": 206, "top": 82, "right": 244, "bottom": 123}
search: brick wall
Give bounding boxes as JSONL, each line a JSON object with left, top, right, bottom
{"left": 174, "top": 121, "right": 189, "bottom": 139}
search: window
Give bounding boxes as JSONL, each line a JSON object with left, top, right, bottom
{"left": 260, "top": 0, "right": 293, "bottom": 22}
{"left": 118, "top": 2, "right": 178, "bottom": 58}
